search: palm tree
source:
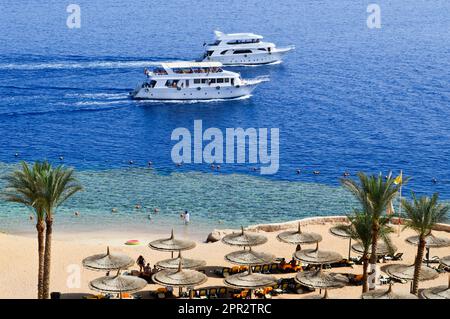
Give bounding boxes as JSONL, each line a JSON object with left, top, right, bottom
{"left": 336, "top": 211, "right": 394, "bottom": 292}
{"left": 341, "top": 172, "right": 402, "bottom": 289}
{"left": 402, "top": 193, "right": 448, "bottom": 295}
{"left": 38, "top": 164, "right": 83, "bottom": 299}
{"left": 2, "top": 161, "right": 50, "bottom": 299}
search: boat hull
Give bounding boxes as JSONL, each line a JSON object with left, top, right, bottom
{"left": 130, "top": 84, "right": 258, "bottom": 100}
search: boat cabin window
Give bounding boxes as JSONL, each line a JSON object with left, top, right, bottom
{"left": 208, "top": 40, "right": 221, "bottom": 46}
{"left": 258, "top": 48, "right": 267, "bottom": 51}
{"left": 165, "top": 80, "right": 179, "bottom": 88}
{"left": 233, "top": 49, "right": 253, "bottom": 55}
{"left": 217, "top": 78, "right": 224, "bottom": 84}
{"left": 153, "top": 68, "right": 168, "bottom": 75}
{"left": 227, "top": 39, "right": 260, "bottom": 45}
{"left": 206, "top": 50, "right": 214, "bottom": 57}
{"left": 220, "top": 50, "right": 228, "bottom": 55}
{"left": 201, "top": 79, "right": 208, "bottom": 84}
{"left": 225, "top": 78, "right": 230, "bottom": 83}
{"left": 173, "top": 68, "right": 194, "bottom": 74}
{"left": 194, "top": 79, "right": 201, "bottom": 84}
{"left": 209, "top": 79, "right": 216, "bottom": 84}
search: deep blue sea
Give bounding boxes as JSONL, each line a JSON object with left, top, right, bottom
{"left": 0, "top": 1, "right": 449, "bottom": 237}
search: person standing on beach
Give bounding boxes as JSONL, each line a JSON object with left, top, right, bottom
{"left": 136, "top": 255, "right": 145, "bottom": 273}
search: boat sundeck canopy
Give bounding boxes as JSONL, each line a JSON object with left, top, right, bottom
{"left": 161, "top": 61, "right": 223, "bottom": 70}
{"left": 214, "top": 30, "right": 264, "bottom": 41}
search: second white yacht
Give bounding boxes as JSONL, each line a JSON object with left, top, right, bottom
{"left": 202, "top": 31, "right": 294, "bottom": 65}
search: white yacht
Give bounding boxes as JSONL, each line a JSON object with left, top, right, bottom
{"left": 130, "top": 61, "right": 268, "bottom": 100}
{"left": 202, "top": 31, "right": 294, "bottom": 65}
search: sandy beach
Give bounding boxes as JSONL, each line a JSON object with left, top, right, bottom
{"left": 1, "top": 219, "right": 449, "bottom": 299}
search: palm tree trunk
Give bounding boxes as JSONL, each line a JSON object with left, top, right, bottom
{"left": 362, "top": 253, "right": 369, "bottom": 293}
{"left": 411, "top": 236, "right": 426, "bottom": 295}
{"left": 368, "top": 221, "right": 379, "bottom": 290}
{"left": 43, "top": 216, "right": 53, "bottom": 299}
{"left": 36, "top": 220, "right": 45, "bottom": 299}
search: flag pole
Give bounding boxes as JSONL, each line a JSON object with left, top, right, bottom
{"left": 397, "top": 170, "right": 403, "bottom": 236}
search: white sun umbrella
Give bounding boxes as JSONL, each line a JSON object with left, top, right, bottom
{"left": 82, "top": 247, "right": 134, "bottom": 272}
{"left": 89, "top": 270, "right": 147, "bottom": 299}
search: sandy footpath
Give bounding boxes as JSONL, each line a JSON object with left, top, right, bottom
{"left": 0, "top": 223, "right": 449, "bottom": 299}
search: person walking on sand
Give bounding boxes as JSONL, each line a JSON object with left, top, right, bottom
{"left": 136, "top": 255, "right": 145, "bottom": 273}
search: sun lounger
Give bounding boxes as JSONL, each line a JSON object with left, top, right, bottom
{"left": 218, "top": 287, "right": 228, "bottom": 298}
{"left": 270, "top": 263, "right": 279, "bottom": 273}
{"left": 261, "top": 264, "right": 270, "bottom": 273}
{"left": 198, "top": 289, "right": 208, "bottom": 299}
{"left": 329, "top": 259, "right": 354, "bottom": 268}
{"left": 253, "top": 265, "right": 262, "bottom": 273}
{"left": 384, "top": 252, "right": 403, "bottom": 261}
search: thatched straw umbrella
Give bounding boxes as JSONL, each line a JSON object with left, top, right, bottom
{"left": 156, "top": 251, "right": 206, "bottom": 270}
{"left": 295, "top": 268, "right": 348, "bottom": 298}
{"left": 222, "top": 226, "right": 267, "bottom": 247}
{"left": 406, "top": 234, "right": 450, "bottom": 266}
{"left": 352, "top": 241, "right": 397, "bottom": 257}
{"left": 361, "top": 284, "right": 418, "bottom": 299}
{"left": 419, "top": 255, "right": 450, "bottom": 299}
{"left": 89, "top": 270, "right": 147, "bottom": 299}
{"left": 419, "top": 284, "right": 450, "bottom": 299}
{"left": 441, "top": 255, "right": 450, "bottom": 268}
{"left": 294, "top": 242, "right": 343, "bottom": 266}
{"left": 149, "top": 229, "right": 196, "bottom": 257}
{"left": 277, "top": 223, "right": 322, "bottom": 251}
{"left": 224, "top": 267, "right": 277, "bottom": 298}
{"left": 152, "top": 260, "right": 207, "bottom": 297}
{"left": 383, "top": 264, "right": 439, "bottom": 282}
{"left": 82, "top": 247, "right": 134, "bottom": 272}
{"left": 225, "top": 247, "right": 275, "bottom": 266}
{"left": 329, "top": 225, "right": 353, "bottom": 260}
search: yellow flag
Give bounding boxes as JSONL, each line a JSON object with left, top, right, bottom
{"left": 394, "top": 172, "right": 402, "bottom": 185}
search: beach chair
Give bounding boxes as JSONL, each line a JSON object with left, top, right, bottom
{"left": 238, "top": 265, "right": 248, "bottom": 273}
{"left": 218, "top": 287, "right": 228, "bottom": 298}
{"left": 384, "top": 252, "right": 403, "bottom": 261}
{"left": 222, "top": 267, "right": 230, "bottom": 277}
{"left": 262, "top": 264, "right": 270, "bottom": 274}
{"left": 281, "top": 282, "right": 289, "bottom": 293}
{"left": 230, "top": 266, "right": 240, "bottom": 274}
{"left": 270, "top": 263, "right": 279, "bottom": 273}
{"left": 253, "top": 265, "right": 262, "bottom": 273}
{"left": 198, "top": 289, "right": 208, "bottom": 299}
{"left": 209, "top": 288, "right": 218, "bottom": 298}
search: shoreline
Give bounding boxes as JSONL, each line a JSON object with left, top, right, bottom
{"left": 3, "top": 216, "right": 449, "bottom": 244}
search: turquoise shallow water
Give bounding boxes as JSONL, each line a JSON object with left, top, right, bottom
{"left": 0, "top": 163, "right": 359, "bottom": 236}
